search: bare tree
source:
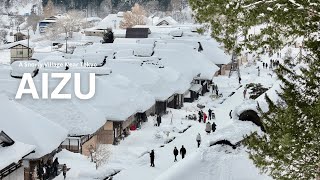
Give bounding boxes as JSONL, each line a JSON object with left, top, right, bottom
{"left": 120, "top": 3, "right": 147, "bottom": 29}
{"left": 93, "top": 144, "right": 112, "bottom": 169}
{"left": 45, "top": 10, "right": 84, "bottom": 40}
{"left": 54, "top": 10, "right": 85, "bottom": 38}
{"left": 43, "top": 0, "right": 55, "bottom": 18}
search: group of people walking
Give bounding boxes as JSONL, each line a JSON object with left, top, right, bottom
{"left": 212, "top": 84, "right": 219, "bottom": 96}
{"left": 173, "top": 146, "right": 187, "bottom": 162}
{"left": 198, "top": 109, "right": 215, "bottom": 123}
{"left": 262, "top": 59, "right": 280, "bottom": 69}
{"left": 34, "top": 158, "right": 68, "bottom": 180}
{"left": 149, "top": 145, "right": 188, "bottom": 167}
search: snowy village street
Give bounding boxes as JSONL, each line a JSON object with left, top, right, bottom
{"left": 1, "top": 1, "right": 312, "bottom": 180}
{"left": 51, "top": 58, "right": 279, "bottom": 180}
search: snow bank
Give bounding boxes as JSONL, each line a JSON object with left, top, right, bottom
{"left": 233, "top": 99, "right": 260, "bottom": 118}
{"left": 207, "top": 120, "right": 261, "bottom": 146}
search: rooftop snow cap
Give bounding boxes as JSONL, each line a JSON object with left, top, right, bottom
{"left": 0, "top": 93, "right": 68, "bottom": 159}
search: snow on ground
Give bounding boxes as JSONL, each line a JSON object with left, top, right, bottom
{"left": 51, "top": 55, "right": 278, "bottom": 180}
{"left": 0, "top": 49, "right": 11, "bottom": 64}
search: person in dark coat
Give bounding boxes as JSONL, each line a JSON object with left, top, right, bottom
{"left": 212, "top": 122, "right": 217, "bottom": 133}
{"left": 45, "top": 161, "right": 51, "bottom": 179}
{"left": 198, "top": 111, "right": 202, "bottom": 123}
{"left": 229, "top": 110, "right": 232, "bottom": 119}
{"left": 150, "top": 150, "right": 155, "bottom": 167}
{"left": 53, "top": 158, "right": 59, "bottom": 176}
{"left": 157, "top": 115, "right": 162, "bottom": 127}
{"left": 238, "top": 76, "right": 242, "bottom": 84}
{"left": 173, "top": 147, "right": 178, "bottom": 162}
{"left": 208, "top": 109, "right": 212, "bottom": 120}
{"left": 37, "top": 161, "right": 44, "bottom": 180}
{"left": 180, "top": 145, "right": 186, "bottom": 159}
{"left": 62, "top": 164, "right": 67, "bottom": 180}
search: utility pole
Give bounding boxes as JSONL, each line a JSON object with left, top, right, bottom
{"left": 27, "top": 29, "right": 30, "bottom": 60}
{"left": 64, "top": 26, "right": 68, "bottom": 53}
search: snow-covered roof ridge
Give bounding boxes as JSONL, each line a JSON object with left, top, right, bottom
{"left": 0, "top": 93, "right": 68, "bottom": 159}
{"left": 2, "top": 39, "right": 35, "bottom": 49}
{"left": 155, "top": 16, "right": 178, "bottom": 26}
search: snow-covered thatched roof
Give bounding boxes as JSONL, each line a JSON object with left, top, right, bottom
{"left": 0, "top": 94, "right": 68, "bottom": 159}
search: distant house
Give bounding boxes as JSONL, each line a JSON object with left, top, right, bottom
{"left": 39, "top": 19, "right": 56, "bottom": 33}
{"left": 184, "top": 84, "right": 202, "bottom": 102}
{"left": 13, "top": 32, "right": 28, "bottom": 42}
{"left": 155, "top": 16, "right": 178, "bottom": 26}
{"left": 0, "top": 131, "right": 35, "bottom": 180}
{"left": 125, "top": 28, "right": 150, "bottom": 38}
{"left": 7, "top": 41, "right": 35, "bottom": 63}
{"left": 96, "top": 13, "right": 124, "bottom": 30}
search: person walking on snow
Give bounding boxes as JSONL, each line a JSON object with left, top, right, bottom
{"left": 212, "top": 122, "right": 217, "bottom": 133}
{"left": 150, "top": 150, "right": 155, "bottom": 167}
{"left": 205, "top": 122, "right": 212, "bottom": 134}
{"left": 196, "top": 133, "right": 201, "bottom": 148}
{"left": 180, "top": 145, "right": 186, "bottom": 159}
{"left": 229, "top": 110, "right": 232, "bottom": 119}
{"left": 203, "top": 112, "right": 207, "bottom": 123}
{"left": 198, "top": 111, "right": 202, "bottom": 123}
{"left": 208, "top": 109, "right": 212, "bottom": 120}
{"left": 157, "top": 115, "right": 162, "bottom": 127}
{"left": 243, "top": 88, "right": 247, "bottom": 99}
{"left": 238, "top": 76, "right": 242, "bottom": 84}
{"left": 173, "top": 147, "right": 178, "bottom": 162}
{"left": 62, "top": 164, "right": 67, "bottom": 180}
{"left": 257, "top": 66, "right": 260, "bottom": 76}
{"left": 53, "top": 158, "right": 59, "bottom": 176}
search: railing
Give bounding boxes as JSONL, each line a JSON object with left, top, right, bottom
{"left": 0, "top": 162, "right": 22, "bottom": 179}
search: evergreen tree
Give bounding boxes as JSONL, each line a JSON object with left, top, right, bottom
{"left": 190, "top": 0, "right": 320, "bottom": 179}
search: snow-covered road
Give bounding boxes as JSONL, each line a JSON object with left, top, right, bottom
{"left": 53, "top": 58, "right": 277, "bottom": 180}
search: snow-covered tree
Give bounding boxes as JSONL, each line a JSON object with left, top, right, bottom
{"left": 190, "top": 0, "right": 320, "bottom": 179}
{"left": 94, "top": 144, "right": 112, "bottom": 169}
{"left": 45, "top": 10, "right": 84, "bottom": 40}
{"left": 120, "top": 3, "right": 147, "bottom": 29}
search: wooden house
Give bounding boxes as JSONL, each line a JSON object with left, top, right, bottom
{"left": 0, "top": 131, "right": 35, "bottom": 180}
{"left": 7, "top": 41, "right": 35, "bottom": 63}
{"left": 167, "top": 94, "right": 184, "bottom": 109}
{"left": 68, "top": 103, "right": 156, "bottom": 156}
{"left": 13, "top": 32, "right": 28, "bottom": 42}
{"left": 184, "top": 84, "right": 202, "bottom": 102}
{"left": 0, "top": 94, "right": 68, "bottom": 180}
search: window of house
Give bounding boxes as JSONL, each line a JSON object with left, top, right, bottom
{"left": 17, "top": 50, "right": 23, "bottom": 55}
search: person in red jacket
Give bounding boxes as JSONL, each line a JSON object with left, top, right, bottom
{"left": 203, "top": 113, "right": 207, "bottom": 123}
